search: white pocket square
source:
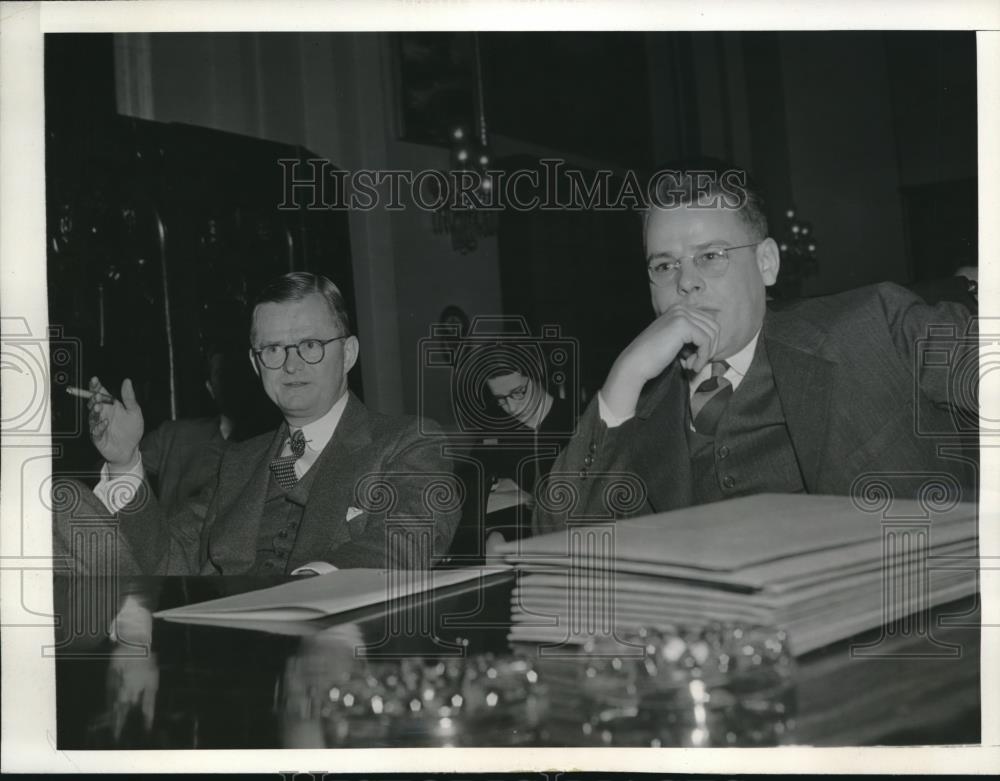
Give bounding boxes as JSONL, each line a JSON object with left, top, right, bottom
{"left": 346, "top": 506, "right": 364, "bottom": 521}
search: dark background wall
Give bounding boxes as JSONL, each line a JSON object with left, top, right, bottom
{"left": 46, "top": 31, "right": 978, "bottom": 437}
{"left": 662, "top": 31, "right": 976, "bottom": 296}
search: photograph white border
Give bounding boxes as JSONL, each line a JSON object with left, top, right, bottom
{"left": 2, "top": 0, "right": 998, "bottom": 773}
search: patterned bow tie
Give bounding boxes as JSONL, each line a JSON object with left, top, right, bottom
{"left": 269, "top": 428, "right": 306, "bottom": 490}
{"left": 690, "top": 360, "right": 733, "bottom": 435}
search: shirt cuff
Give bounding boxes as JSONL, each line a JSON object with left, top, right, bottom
{"left": 93, "top": 456, "right": 146, "bottom": 514}
{"left": 597, "top": 390, "right": 634, "bottom": 428}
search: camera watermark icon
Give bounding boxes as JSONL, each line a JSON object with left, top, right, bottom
{"left": 417, "top": 315, "right": 579, "bottom": 438}
{"left": 914, "top": 317, "right": 999, "bottom": 438}
{"left": 1, "top": 317, "right": 82, "bottom": 437}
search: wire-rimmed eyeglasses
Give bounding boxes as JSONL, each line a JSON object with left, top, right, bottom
{"left": 647, "top": 241, "right": 761, "bottom": 286}
{"left": 252, "top": 336, "right": 349, "bottom": 370}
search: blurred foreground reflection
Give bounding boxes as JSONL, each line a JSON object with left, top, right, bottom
{"left": 279, "top": 626, "right": 547, "bottom": 747}
{"left": 277, "top": 621, "right": 795, "bottom": 747}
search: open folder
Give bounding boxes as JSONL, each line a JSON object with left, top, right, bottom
{"left": 155, "top": 565, "right": 511, "bottom": 625}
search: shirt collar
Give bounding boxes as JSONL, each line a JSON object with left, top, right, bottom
{"left": 725, "top": 329, "right": 760, "bottom": 381}
{"left": 291, "top": 392, "right": 349, "bottom": 453}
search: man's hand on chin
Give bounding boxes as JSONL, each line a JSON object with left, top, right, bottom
{"left": 601, "top": 304, "right": 720, "bottom": 420}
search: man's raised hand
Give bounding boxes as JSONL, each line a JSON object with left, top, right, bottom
{"left": 87, "top": 376, "right": 144, "bottom": 473}
{"left": 602, "top": 304, "right": 721, "bottom": 420}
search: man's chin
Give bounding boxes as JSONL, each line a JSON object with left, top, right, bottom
{"left": 277, "top": 391, "right": 315, "bottom": 410}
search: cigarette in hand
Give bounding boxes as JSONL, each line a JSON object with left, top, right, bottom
{"left": 66, "top": 386, "right": 115, "bottom": 404}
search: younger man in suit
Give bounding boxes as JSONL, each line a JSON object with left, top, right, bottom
{"left": 534, "top": 159, "right": 977, "bottom": 532}
{"left": 81, "top": 272, "right": 459, "bottom": 574}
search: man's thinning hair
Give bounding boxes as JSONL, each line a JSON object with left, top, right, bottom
{"left": 644, "top": 156, "right": 769, "bottom": 242}
{"left": 250, "top": 271, "right": 352, "bottom": 342}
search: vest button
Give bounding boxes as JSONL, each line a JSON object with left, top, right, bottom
{"left": 579, "top": 469, "right": 588, "bottom": 480}
{"left": 722, "top": 475, "right": 736, "bottom": 489}
{"left": 589, "top": 442, "right": 597, "bottom": 453}
{"left": 718, "top": 445, "right": 730, "bottom": 459}
{"left": 584, "top": 455, "right": 593, "bottom": 466}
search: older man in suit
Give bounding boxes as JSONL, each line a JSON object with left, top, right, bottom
{"left": 83, "top": 272, "right": 459, "bottom": 574}
{"left": 534, "top": 159, "right": 977, "bottom": 532}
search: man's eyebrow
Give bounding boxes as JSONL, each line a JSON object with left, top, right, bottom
{"left": 646, "top": 239, "right": 737, "bottom": 262}
{"left": 254, "top": 339, "right": 296, "bottom": 350}
{"left": 258, "top": 334, "right": 326, "bottom": 345}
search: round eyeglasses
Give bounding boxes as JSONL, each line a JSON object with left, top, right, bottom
{"left": 253, "top": 336, "right": 349, "bottom": 370}
{"left": 647, "top": 241, "right": 761, "bottom": 286}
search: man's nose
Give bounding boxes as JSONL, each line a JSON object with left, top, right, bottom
{"left": 676, "top": 258, "right": 705, "bottom": 295}
{"left": 282, "top": 346, "right": 306, "bottom": 372}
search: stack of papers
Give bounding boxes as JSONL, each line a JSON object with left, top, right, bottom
{"left": 497, "top": 494, "right": 979, "bottom": 655}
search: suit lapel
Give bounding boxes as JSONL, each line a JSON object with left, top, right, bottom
{"left": 633, "top": 366, "right": 693, "bottom": 512}
{"left": 763, "top": 311, "right": 835, "bottom": 492}
{"left": 291, "top": 393, "right": 373, "bottom": 566}
{"left": 206, "top": 426, "right": 285, "bottom": 573}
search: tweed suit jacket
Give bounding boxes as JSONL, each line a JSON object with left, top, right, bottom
{"left": 534, "top": 282, "right": 978, "bottom": 532}
{"left": 120, "top": 393, "right": 460, "bottom": 574}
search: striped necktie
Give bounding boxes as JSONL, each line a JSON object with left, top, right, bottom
{"left": 269, "top": 428, "right": 306, "bottom": 490}
{"left": 690, "top": 360, "right": 733, "bottom": 436}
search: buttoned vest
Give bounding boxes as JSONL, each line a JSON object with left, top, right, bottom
{"left": 686, "top": 340, "right": 806, "bottom": 506}
{"left": 249, "top": 446, "right": 325, "bottom": 575}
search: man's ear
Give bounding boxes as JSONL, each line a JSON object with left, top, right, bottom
{"left": 343, "top": 335, "right": 360, "bottom": 374}
{"left": 756, "top": 238, "right": 781, "bottom": 286}
{"left": 248, "top": 349, "right": 260, "bottom": 378}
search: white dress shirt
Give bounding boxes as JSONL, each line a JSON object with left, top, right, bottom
{"left": 598, "top": 331, "right": 761, "bottom": 428}
{"left": 281, "top": 391, "right": 349, "bottom": 480}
